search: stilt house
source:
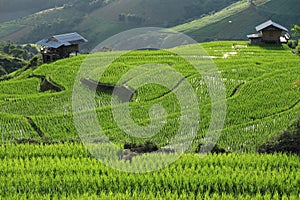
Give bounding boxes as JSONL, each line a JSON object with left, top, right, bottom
{"left": 247, "top": 20, "right": 289, "bottom": 45}
{"left": 36, "top": 32, "right": 87, "bottom": 63}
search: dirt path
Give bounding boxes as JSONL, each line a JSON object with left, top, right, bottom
{"left": 0, "top": 26, "right": 31, "bottom": 42}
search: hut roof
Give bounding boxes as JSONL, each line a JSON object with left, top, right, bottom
{"left": 255, "top": 20, "right": 288, "bottom": 32}
{"left": 36, "top": 32, "right": 87, "bottom": 48}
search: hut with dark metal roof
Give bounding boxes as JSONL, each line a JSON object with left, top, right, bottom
{"left": 247, "top": 20, "right": 289, "bottom": 45}
{"left": 36, "top": 32, "right": 87, "bottom": 63}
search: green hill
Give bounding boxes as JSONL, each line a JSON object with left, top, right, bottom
{"left": 174, "top": 0, "right": 300, "bottom": 42}
{"left": 0, "top": 41, "right": 299, "bottom": 153}
{"left": 0, "top": 0, "right": 237, "bottom": 51}
{"left": 1, "top": 0, "right": 300, "bottom": 50}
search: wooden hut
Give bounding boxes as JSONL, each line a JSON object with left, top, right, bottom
{"left": 36, "top": 32, "right": 87, "bottom": 63}
{"left": 247, "top": 20, "right": 289, "bottom": 44}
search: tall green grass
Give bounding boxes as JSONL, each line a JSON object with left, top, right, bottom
{"left": 0, "top": 143, "right": 299, "bottom": 199}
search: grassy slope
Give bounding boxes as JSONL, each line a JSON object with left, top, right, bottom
{"left": 173, "top": 0, "right": 250, "bottom": 33}
{"left": 90, "top": 0, "right": 200, "bottom": 26}
{"left": 0, "top": 23, "right": 25, "bottom": 39}
{"left": 76, "top": 17, "right": 138, "bottom": 51}
{"left": 0, "top": 41, "right": 299, "bottom": 153}
{"left": 75, "top": 0, "right": 200, "bottom": 48}
{"left": 174, "top": 0, "right": 300, "bottom": 42}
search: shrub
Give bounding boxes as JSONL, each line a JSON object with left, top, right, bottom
{"left": 287, "top": 40, "right": 298, "bottom": 49}
{"left": 258, "top": 118, "right": 300, "bottom": 154}
{"left": 295, "top": 46, "right": 300, "bottom": 55}
{"left": 124, "top": 140, "right": 158, "bottom": 153}
{"left": 196, "top": 143, "right": 228, "bottom": 154}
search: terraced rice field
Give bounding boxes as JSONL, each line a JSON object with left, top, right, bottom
{"left": 0, "top": 41, "right": 299, "bottom": 198}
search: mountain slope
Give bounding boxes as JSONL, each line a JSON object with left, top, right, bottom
{"left": 1, "top": 0, "right": 300, "bottom": 50}
{"left": 0, "top": 0, "right": 237, "bottom": 51}
{"left": 174, "top": 0, "right": 300, "bottom": 42}
{"left": 89, "top": 0, "right": 238, "bottom": 26}
{"left": 0, "top": 0, "right": 76, "bottom": 23}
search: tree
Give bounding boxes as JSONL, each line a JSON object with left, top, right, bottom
{"left": 289, "top": 25, "right": 300, "bottom": 55}
{"left": 291, "top": 25, "right": 300, "bottom": 39}
{"left": 10, "top": 48, "right": 25, "bottom": 58}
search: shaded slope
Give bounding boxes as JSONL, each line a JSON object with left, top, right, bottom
{"left": 90, "top": 0, "right": 238, "bottom": 26}
{"left": 0, "top": 0, "right": 76, "bottom": 23}
{"left": 0, "top": 0, "right": 237, "bottom": 51}
{"left": 174, "top": 0, "right": 300, "bottom": 42}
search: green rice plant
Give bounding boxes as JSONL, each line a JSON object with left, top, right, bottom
{"left": 0, "top": 143, "right": 299, "bottom": 198}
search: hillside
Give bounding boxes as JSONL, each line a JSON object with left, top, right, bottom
{"left": 0, "top": 0, "right": 77, "bottom": 23}
{"left": 89, "top": 0, "right": 238, "bottom": 26}
{"left": 174, "top": 0, "right": 300, "bottom": 42}
{"left": 1, "top": 0, "right": 299, "bottom": 50}
{"left": 0, "top": 0, "right": 111, "bottom": 47}
{"left": 0, "top": 0, "right": 237, "bottom": 51}
{"left": 0, "top": 41, "right": 299, "bottom": 153}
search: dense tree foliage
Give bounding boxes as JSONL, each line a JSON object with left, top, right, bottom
{"left": 0, "top": 41, "right": 38, "bottom": 60}
{"left": 0, "top": 41, "right": 39, "bottom": 76}
{"left": 291, "top": 25, "right": 300, "bottom": 38}
{"left": 288, "top": 25, "right": 300, "bottom": 55}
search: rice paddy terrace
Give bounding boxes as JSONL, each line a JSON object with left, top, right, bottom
{"left": 0, "top": 41, "right": 299, "bottom": 199}
{"left": 1, "top": 41, "right": 299, "bottom": 151}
